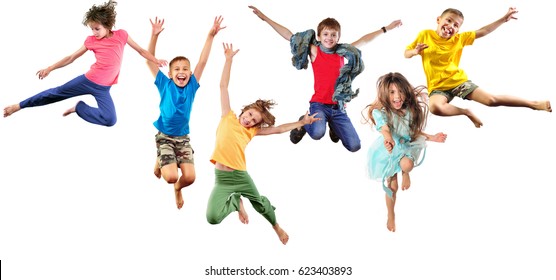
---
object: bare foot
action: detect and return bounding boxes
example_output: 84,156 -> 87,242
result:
174,183 -> 184,209
62,105 -> 76,117
401,172 -> 411,191
3,104 -> 21,118
273,223 -> 289,245
465,108 -> 483,128
533,100 -> 552,112
238,198 -> 249,224
387,213 -> 396,232
153,162 -> 161,179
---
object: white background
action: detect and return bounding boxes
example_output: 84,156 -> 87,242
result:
1,0 -> 554,279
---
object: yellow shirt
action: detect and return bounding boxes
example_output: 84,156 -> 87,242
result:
406,30 -> 475,92
210,110 -> 258,171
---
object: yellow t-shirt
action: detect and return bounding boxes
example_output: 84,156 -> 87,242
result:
406,30 -> 475,92
210,110 -> 258,171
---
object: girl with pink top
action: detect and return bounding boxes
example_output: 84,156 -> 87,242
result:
3,0 -> 167,126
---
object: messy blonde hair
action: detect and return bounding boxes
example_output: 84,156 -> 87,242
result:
240,99 -> 277,128
82,0 -> 117,29
363,72 -> 429,141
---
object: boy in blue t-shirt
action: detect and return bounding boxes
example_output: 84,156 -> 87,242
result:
146,16 -> 226,209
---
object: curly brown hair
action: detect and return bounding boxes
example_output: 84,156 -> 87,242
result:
82,0 -> 117,29
240,99 -> 277,128
363,72 -> 429,141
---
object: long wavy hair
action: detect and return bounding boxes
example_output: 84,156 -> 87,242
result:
363,72 -> 429,141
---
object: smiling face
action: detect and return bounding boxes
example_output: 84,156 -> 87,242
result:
388,83 -> 406,111
239,108 -> 263,128
317,27 -> 340,49
168,59 -> 192,87
436,12 -> 463,39
88,21 -> 110,39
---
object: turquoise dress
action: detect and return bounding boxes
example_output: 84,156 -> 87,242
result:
367,109 -> 426,197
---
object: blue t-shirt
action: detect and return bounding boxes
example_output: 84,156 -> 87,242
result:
153,70 -> 200,136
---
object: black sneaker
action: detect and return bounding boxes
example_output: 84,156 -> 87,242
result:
328,123 -> 340,143
290,115 -> 306,144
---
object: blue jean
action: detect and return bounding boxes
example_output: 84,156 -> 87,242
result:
305,102 -> 361,152
19,75 -> 116,126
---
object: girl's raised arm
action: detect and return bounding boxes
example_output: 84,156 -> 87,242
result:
219,43 -> 239,117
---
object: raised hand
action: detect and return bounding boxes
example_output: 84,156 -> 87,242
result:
150,17 -> 165,36
210,16 -> 227,37
223,42 -> 239,60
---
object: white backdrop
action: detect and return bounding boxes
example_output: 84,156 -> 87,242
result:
1,0 -> 554,279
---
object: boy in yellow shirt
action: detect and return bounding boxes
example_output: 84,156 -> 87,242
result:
405,7 -> 551,128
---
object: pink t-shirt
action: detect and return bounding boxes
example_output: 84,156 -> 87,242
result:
84,29 -> 128,86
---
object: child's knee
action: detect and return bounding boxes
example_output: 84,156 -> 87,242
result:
344,142 -> 361,152
429,104 -> 442,115
206,212 -> 222,225
102,115 -> 117,127
181,174 -> 196,187
400,157 -> 414,172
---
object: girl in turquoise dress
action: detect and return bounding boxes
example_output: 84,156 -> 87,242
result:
365,72 -> 447,232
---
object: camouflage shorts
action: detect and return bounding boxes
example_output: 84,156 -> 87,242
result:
155,132 -> 194,168
430,80 -> 478,103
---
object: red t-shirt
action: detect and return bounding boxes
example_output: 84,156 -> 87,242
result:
310,47 -> 344,104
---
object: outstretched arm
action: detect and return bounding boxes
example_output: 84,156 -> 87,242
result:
36,45 -> 88,79
248,5 -> 293,41
146,17 -> 165,78
127,34 -> 168,68
422,132 -> 447,143
220,43 -> 240,117
475,7 -> 518,39
351,20 -> 402,48
258,111 -> 321,136
194,16 -> 226,82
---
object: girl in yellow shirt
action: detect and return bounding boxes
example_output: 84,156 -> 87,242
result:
206,43 -> 319,245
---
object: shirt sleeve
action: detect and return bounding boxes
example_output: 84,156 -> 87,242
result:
372,109 -> 387,132
406,30 -> 425,50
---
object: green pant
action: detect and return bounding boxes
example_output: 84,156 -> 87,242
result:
206,169 -> 277,225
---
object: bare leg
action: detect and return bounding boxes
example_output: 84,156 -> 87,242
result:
62,104 -> 77,117
386,175 -> 399,232
238,198 -> 249,224
273,223 -> 289,245
172,163 -> 195,210
400,157 -> 414,191
401,172 -> 411,191
153,159 -> 161,179
3,104 -> 21,118
429,95 -> 483,128
468,88 -> 552,112
174,182 -> 184,209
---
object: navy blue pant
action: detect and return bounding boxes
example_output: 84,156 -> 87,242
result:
20,75 -> 117,126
